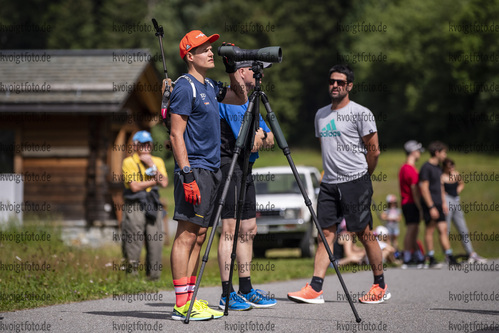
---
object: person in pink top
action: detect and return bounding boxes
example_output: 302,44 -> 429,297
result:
398,140 -> 425,268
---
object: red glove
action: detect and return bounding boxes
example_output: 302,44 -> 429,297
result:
183,180 -> 201,205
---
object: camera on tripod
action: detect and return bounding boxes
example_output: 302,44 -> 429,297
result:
218,45 -> 282,63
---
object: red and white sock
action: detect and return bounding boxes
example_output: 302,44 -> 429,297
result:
187,276 -> 196,302
173,277 -> 189,307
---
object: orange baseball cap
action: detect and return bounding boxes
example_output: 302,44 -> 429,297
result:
179,30 -> 220,59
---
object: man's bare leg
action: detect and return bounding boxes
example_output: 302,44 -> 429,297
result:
313,226 -> 337,279
357,224 -> 391,304
357,225 -> 383,276
171,220 -> 200,280
403,224 -> 419,262
436,221 -> 451,251
425,221 -> 436,255
218,218 -> 255,286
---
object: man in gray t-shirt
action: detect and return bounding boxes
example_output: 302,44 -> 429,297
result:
315,100 -> 377,183
288,64 -> 390,305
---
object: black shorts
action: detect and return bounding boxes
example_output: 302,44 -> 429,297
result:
317,173 -> 373,233
218,162 -> 256,220
173,168 -> 222,227
422,203 -> 446,225
402,203 -> 420,225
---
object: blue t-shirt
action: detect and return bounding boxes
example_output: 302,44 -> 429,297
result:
219,101 -> 271,163
169,74 -> 221,171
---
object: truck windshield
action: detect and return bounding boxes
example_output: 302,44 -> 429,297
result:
254,173 -> 306,195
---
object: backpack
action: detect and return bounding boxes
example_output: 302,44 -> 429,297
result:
161,75 -> 224,133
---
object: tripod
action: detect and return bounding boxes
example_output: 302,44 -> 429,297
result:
185,61 -> 361,323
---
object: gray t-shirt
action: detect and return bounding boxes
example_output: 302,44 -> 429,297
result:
315,101 -> 377,184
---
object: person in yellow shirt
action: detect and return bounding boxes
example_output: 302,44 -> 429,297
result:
121,130 -> 168,280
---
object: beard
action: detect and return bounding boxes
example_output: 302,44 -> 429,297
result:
330,89 -> 348,102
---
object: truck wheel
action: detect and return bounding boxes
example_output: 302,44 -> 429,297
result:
300,224 -> 316,258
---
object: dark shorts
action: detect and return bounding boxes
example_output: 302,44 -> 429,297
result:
173,168 -> 222,227
422,203 -> 446,225
317,173 -> 373,233
218,162 -> 256,220
402,203 -> 421,225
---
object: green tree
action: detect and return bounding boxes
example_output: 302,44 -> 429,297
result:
194,0 -> 352,146
45,0 -> 97,48
0,0 -> 54,49
335,0 -> 499,151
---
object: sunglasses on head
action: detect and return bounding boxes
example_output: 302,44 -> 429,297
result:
329,79 -> 348,87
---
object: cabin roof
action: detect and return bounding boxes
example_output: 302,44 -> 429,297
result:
0,49 -> 161,113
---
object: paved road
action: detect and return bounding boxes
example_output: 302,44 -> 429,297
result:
1,261 -> 498,333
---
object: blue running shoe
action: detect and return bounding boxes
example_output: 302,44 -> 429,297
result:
238,289 -> 277,308
219,291 -> 252,311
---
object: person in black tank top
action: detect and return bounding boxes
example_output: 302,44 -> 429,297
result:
442,158 -> 485,262
443,182 -> 458,197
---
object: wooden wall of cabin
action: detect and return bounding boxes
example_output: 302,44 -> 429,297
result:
85,115 -> 115,224
1,114 -> 90,221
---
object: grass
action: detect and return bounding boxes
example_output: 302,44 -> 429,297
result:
0,220 -> 165,312
2,149 -> 497,312
0,219 -> 313,312
162,148 -> 499,257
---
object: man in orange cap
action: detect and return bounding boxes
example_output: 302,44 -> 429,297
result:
167,30 -> 247,321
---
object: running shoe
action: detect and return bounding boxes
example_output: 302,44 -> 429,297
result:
446,254 -> 461,267
423,255 -> 443,269
196,300 -> 223,318
171,300 -> 213,321
401,259 -> 423,269
358,284 -> 391,304
468,252 -> 487,263
238,289 -> 277,308
219,291 -> 252,311
287,283 -> 324,304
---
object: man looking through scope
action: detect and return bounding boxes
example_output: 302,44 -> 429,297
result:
217,60 -> 276,311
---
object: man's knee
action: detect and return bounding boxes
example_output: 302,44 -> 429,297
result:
241,219 -> 257,238
175,226 -> 198,246
196,229 -> 207,245
318,227 -> 336,244
437,221 -> 448,234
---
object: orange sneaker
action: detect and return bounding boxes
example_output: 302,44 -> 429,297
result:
287,283 -> 324,304
358,284 -> 391,304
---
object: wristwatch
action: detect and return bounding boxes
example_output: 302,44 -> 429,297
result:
182,165 -> 192,174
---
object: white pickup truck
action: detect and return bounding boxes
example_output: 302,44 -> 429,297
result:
252,166 -> 321,257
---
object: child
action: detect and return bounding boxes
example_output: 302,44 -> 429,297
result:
361,226 -> 400,265
373,226 -> 400,264
380,194 -> 401,253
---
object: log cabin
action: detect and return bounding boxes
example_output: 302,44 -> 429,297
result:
0,49 -> 163,225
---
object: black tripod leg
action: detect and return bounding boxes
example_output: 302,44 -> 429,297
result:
184,94 -> 258,323
261,92 -> 362,323
223,94 -> 258,315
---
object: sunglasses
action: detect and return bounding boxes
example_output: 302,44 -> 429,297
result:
329,79 -> 348,86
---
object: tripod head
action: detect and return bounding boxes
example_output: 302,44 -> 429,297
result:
250,61 -> 267,91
